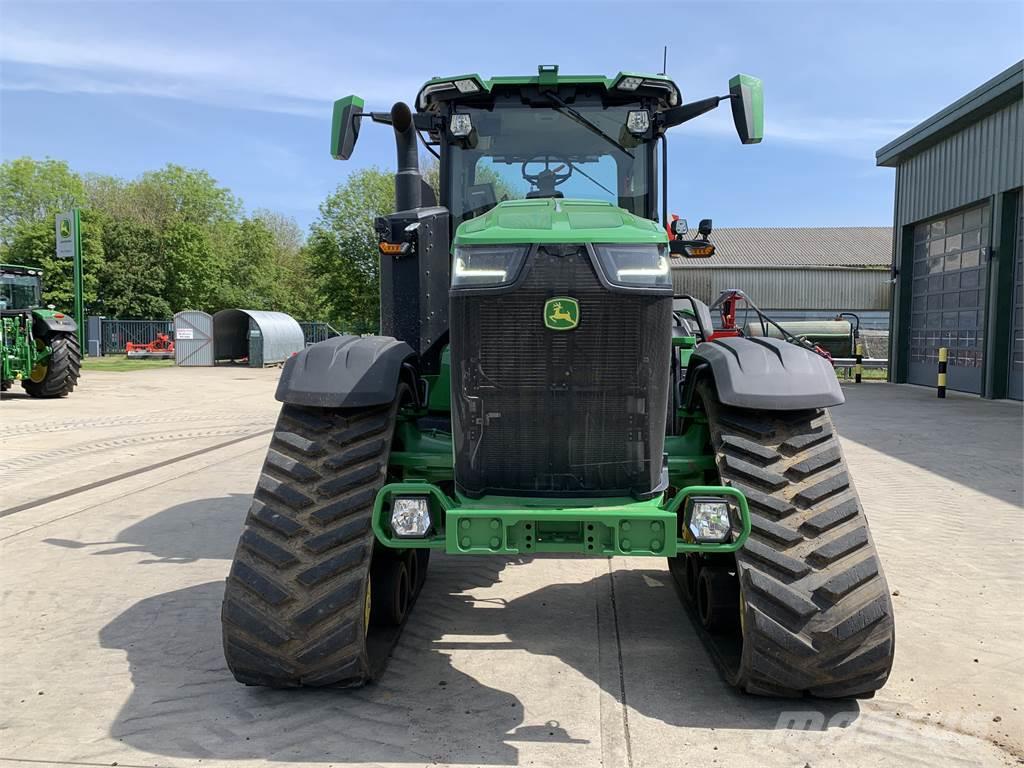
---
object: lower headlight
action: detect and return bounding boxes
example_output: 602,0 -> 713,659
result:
451,245 -> 529,288
593,244 -> 672,288
390,496 -> 432,538
685,497 -> 733,543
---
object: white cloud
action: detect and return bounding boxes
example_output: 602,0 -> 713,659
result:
678,105 -> 915,157
0,20 -> 421,117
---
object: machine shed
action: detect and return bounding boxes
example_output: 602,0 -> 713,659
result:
670,226 -> 893,328
212,309 -> 305,367
877,60 -> 1022,399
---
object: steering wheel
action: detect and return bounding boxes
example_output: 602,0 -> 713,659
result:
521,156 -> 573,196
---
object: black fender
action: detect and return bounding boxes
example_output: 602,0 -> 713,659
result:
32,312 -> 77,336
275,335 -> 416,409
687,336 -> 844,410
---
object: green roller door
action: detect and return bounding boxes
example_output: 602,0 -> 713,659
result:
908,202 -> 991,393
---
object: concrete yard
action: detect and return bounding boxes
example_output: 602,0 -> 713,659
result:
1,366 -> 1022,768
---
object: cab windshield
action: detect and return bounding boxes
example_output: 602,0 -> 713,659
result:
445,102 -> 655,231
0,273 -> 41,310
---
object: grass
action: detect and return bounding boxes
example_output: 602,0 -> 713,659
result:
835,367 -> 888,381
82,356 -> 176,372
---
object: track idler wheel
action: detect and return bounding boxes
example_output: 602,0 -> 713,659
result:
371,554 -> 412,627
697,566 -> 740,634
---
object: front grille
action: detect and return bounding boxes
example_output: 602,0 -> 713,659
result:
450,247 -> 671,497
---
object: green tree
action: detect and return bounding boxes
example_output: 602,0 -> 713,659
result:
160,219 -> 215,311
97,219 -> 172,318
306,167 -> 394,333
0,157 -> 85,246
255,209 -> 320,320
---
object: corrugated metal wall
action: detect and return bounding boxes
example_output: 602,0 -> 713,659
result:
212,309 -> 305,367
894,100 -> 1022,225
672,266 -> 890,311
890,97 -> 1023,396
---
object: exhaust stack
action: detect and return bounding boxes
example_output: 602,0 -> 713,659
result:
390,102 -> 421,211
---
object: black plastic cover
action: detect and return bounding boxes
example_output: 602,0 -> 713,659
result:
32,312 -> 78,335
692,336 -> 844,410
275,335 -> 414,408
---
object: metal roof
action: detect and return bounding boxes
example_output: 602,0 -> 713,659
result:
212,309 -> 304,367
669,227 -> 892,269
876,60 -> 1023,167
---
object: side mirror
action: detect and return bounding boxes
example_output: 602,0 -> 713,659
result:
331,95 -> 364,160
728,74 -> 763,145
698,218 -> 713,238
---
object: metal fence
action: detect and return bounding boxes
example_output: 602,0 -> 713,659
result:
94,317 -> 343,355
99,319 -> 173,355
299,322 -> 343,345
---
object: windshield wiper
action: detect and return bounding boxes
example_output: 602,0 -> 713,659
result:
542,92 -> 634,159
567,161 -> 616,197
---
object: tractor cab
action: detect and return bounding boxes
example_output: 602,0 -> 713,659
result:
0,264 -> 43,312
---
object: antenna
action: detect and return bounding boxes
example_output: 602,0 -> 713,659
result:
660,46 -> 668,76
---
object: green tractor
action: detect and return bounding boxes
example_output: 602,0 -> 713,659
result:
1,264 -> 81,397
221,66 -> 895,698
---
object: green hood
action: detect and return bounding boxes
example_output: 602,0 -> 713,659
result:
453,199 -> 668,247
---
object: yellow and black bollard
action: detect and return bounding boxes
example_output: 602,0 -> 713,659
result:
937,347 -> 948,398
854,342 -> 863,384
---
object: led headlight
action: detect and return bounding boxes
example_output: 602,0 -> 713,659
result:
451,245 -> 529,288
390,496 -> 432,538
593,244 -> 672,288
626,110 -> 650,135
449,113 -> 473,137
685,497 -> 733,543
617,76 -> 643,91
453,78 -> 480,94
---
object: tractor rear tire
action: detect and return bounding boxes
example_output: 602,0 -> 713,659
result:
221,393 -> 419,688
697,381 -> 895,698
23,332 -> 80,398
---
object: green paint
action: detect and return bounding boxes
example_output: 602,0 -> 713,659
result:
372,482 -> 750,557
424,345 -> 452,411
728,74 -> 764,145
453,198 -> 668,247
544,297 -> 580,331
1,264 -> 58,386
389,420 -> 454,485
331,95 -> 364,160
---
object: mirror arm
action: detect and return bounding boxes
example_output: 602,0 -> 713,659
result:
659,95 -> 731,130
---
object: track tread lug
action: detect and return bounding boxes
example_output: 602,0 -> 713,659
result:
808,527 -> 869,566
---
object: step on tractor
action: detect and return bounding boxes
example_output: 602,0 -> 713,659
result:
1,264 -> 81,397
222,66 -> 895,698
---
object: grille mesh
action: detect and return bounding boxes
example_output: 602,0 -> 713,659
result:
450,247 -> 671,497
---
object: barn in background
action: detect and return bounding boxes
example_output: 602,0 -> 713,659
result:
671,226 -> 892,329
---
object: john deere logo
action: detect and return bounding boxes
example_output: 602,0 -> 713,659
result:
59,219 -> 71,238
544,297 -> 579,330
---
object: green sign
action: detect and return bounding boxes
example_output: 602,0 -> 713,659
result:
544,297 -> 580,331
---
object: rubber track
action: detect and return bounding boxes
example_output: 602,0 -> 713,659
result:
221,400 -> 400,687
704,383 -> 895,698
23,333 -> 80,398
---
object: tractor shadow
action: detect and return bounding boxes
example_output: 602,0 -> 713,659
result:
95,494 -> 860,764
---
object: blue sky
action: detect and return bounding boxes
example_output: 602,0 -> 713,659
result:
1,1 -> 1021,232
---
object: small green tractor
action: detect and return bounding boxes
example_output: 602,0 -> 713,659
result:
1,264 -> 81,397
221,66 -> 895,698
